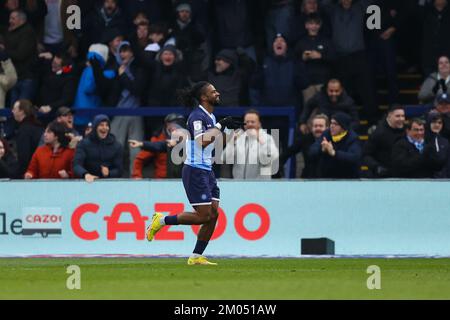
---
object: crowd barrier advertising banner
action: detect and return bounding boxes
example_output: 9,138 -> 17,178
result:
1,180 -> 450,256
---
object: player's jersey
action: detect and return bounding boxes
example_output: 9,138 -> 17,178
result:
184,105 -> 217,171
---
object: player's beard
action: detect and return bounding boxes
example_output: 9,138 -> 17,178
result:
212,97 -> 221,106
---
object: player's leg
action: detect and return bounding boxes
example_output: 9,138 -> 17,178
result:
146,165 -> 213,241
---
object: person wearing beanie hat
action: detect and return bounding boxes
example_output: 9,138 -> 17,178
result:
363,104 -> 406,178
74,114 -> 123,182
24,121 -> 75,180
176,3 -> 192,13
309,111 -> 362,178
207,48 -> 254,106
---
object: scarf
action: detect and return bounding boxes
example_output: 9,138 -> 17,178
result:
407,136 -> 424,154
331,131 -> 348,143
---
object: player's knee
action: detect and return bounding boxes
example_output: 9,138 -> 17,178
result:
199,215 -> 211,224
210,209 -> 219,221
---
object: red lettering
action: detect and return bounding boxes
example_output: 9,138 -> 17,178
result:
26,215 -> 33,223
191,207 -> 227,240
154,203 -> 185,240
71,203 -> 100,240
103,204 -> 148,240
234,204 -> 270,240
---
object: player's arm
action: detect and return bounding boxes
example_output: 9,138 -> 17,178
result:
195,117 -> 244,148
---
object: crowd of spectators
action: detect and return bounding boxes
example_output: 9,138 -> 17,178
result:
1,0 -> 450,180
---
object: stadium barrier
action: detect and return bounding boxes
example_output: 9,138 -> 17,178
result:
1,179 -> 449,257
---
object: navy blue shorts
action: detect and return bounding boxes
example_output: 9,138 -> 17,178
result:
182,165 -> 220,206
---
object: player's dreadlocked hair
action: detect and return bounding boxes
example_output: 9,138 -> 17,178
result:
177,81 -> 211,108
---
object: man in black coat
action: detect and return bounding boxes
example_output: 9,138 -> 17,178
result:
169,2 -> 207,81
309,112 -> 362,179
363,104 -> 406,178
299,78 -> 358,135
422,0 -> 450,76
81,0 -> 127,52
391,118 -> 447,178
36,53 -> 77,117
144,45 -> 189,106
74,114 -> 123,182
426,111 -> 450,178
207,48 -> 255,107
295,12 -> 336,104
279,113 -> 329,178
4,9 -> 38,105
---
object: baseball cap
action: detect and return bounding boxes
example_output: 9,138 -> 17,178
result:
56,107 -> 75,117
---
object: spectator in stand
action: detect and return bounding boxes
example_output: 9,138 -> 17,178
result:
36,52 -> 77,118
299,79 -> 358,135
367,0 -> 400,106
10,99 -> 44,176
295,13 -> 336,104
250,33 -> 308,149
145,45 -> 189,106
222,109 -> 280,179
208,48 -> 256,107
250,33 -> 308,109
73,43 -> 117,127
263,0 -> 296,49
422,0 -> 450,76
0,137 -> 19,178
0,46 -> 17,111
119,0 -> 172,28
39,0 -> 78,58
0,0 -> 20,30
419,56 -> 450,104
290,0 -> 332,46
38,106 -> 81,147
129,113 -> 186,179
279,113 -> 329,178
425,111 -> 450,178
309,112 -> 361,179
142,23 -> 169,58
130,21 -> 150,64
363,104 -> 406,178
110,41 -> 145,177
21,0 -> 48,30
168,2 -> 207,81
212,0 -> 259,62
322,0 -> 378,124
73,114 -> 123,182
24,120 -> 75,179
4,9 -> 38,105
391,118 -> 447,178
81,0 -> 127,53
428,93 -> 450,141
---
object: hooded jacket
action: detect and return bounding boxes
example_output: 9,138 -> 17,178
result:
73,118 -> 123,178
73,50 -> 116,125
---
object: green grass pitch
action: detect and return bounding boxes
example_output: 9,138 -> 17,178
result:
1,258 -> 450,299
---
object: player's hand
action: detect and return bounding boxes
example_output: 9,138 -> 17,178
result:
58,170 -> 69,179
101,166 -> 109,177
24,172 -> 33,180
129,140 -> 143,148
85,174 -> 98,183
217,116 -> 244,131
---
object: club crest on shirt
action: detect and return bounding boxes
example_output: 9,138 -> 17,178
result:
194,121 -> 202,131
